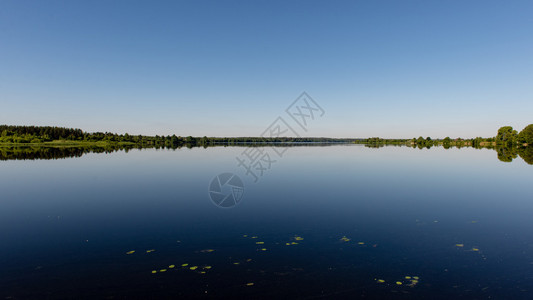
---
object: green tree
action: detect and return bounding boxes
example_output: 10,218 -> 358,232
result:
517,124 -> 533,145
185,136 -> 196,145
496,126 -> 518,147
472,137 -> 484,148
442,137 -> 451,149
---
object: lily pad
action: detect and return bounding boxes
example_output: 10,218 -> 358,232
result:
340,236 -> 351,242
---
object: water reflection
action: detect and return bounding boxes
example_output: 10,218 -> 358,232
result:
496,146 -> 518,163
518,146 -> 533,164
0,144 -> 531,299
1,144 -> 532,165
0,145 -> 126,161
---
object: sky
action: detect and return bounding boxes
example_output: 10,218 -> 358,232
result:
1,0 -> 532,138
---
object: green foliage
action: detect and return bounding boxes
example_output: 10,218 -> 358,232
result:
0,125 -> 364,148
518,124 -> 533,145
412,136 -> 435,149
496,126 -> 518,147
442,137 -> 451,149
472,137 -> 484,148
0,125 -> 83,141
1,124 -> 531,164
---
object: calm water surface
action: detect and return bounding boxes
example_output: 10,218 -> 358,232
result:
0,145 -> 532,299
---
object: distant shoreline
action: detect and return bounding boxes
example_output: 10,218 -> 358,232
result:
0,124 -> 530,149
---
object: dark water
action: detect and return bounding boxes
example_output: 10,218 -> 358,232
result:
0,145 -> 532,299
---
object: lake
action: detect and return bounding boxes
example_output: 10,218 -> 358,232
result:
0,145 -> 532,299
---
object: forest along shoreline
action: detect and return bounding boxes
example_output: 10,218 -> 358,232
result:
1,124 -> 532,164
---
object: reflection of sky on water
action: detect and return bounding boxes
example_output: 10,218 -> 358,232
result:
0,145 -> 531,299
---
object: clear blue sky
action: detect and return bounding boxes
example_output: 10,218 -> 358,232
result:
1,0 -> 532,138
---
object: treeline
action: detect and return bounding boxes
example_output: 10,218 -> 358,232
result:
495,125 -> 533,147
0,125 -> 84,143
0,125 -> 362,147
0,125 -> 179,146
1,124 -> 532,164
360,124 -> 533,150
361,125 -> 533,164
2,124 -> 531,150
